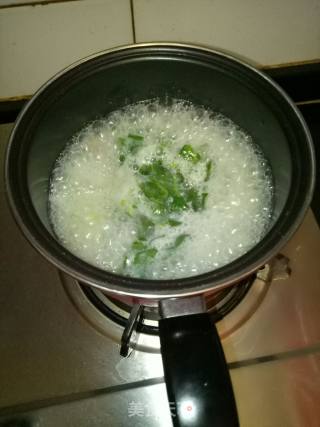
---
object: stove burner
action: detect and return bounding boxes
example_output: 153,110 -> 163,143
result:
80,276 -> 254,335
81,278 -> 254,357
61,256 -> 290,354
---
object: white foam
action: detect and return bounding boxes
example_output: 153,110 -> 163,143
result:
49,100 -> 273,279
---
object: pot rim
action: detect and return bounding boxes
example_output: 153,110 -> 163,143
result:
5,42 -> 316,299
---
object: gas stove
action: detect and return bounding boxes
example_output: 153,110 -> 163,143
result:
1,121 -> 320,427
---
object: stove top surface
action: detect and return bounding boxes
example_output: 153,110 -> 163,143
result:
1,123 -> 320,427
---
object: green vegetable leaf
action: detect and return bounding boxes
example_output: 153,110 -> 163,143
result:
167,218 -> 182,227
139,164 -> 153,175
139,180 -> 168,202
117,134 -> 144,163
136,215 -> 155,240
179,144 -> 201,163
131,240 -> 147,251
205,160 -> 213,181
138,160 -> 189,215
171,233 -> 189,249
120,135 -> 211,276
128,133 -> 144,141
201,192 -> 208,209
133,247 -> 158,265
170,195 -> 188,212
187,189 -> 208,211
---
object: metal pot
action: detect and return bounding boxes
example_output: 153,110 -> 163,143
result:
5,43 -> 315,426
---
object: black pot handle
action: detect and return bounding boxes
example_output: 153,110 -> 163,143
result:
159,297 -> 239,427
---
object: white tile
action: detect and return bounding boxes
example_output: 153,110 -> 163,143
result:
0,0 -> 133,98
134,0 -> 320,66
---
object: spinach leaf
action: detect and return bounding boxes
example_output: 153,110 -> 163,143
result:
136,215 -> 155,240
117,134 -> 144,163
138,159 -> 209,215
122,240 -> 158,273
171,233 -> 190,249
133,247 -> 158,265
179,144 -> 201,163
205,160 -> 213,181
120,135 -> 212,276
128,133 -> 144,141
138,160 -> 189,215
167,218 -> 182,227
187,189 -> 208,211
139,181 -> 168,202
131,240 -> 148,251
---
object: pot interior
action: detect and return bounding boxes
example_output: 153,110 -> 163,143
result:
7,45 -> 314,296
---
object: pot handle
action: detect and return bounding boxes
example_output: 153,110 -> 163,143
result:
159,297 -> 239,427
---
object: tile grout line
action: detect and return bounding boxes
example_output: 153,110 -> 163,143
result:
228,342 -> 320,370
1,343 -> 320,416
0,377 -> 165,417
0,0 -> 84,10
129,0 -> 136,44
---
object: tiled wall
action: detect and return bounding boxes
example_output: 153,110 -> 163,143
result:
0,0 -> 319,99
0,0 -> 133,98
